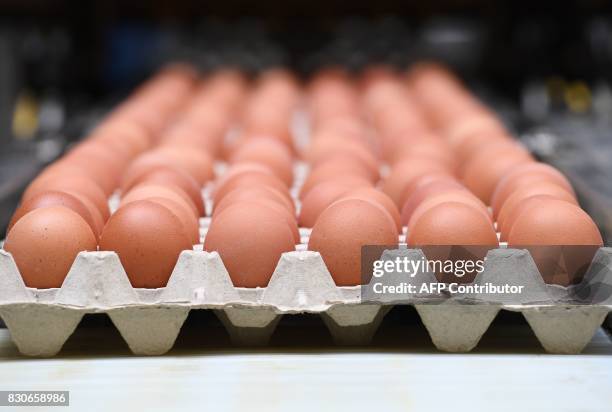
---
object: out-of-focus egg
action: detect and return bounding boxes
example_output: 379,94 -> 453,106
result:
496,182 -> 578,239
304,136 -> 379,180
152,146 -> 215,185
213,186 -> 295,216
66,192 -> 105,237
91,118 -> 153,159
4,206 -> 97,288
382,158 -> 450,207
213,171 -> 291,206
146,196 -> 200,244
407,190 -> 491,229
400,178 -> 466,226
241,105 -> 293,150
508,200 -> 603,285
398,172 -> 459,208
120,184 -> 198,218
491,162 -> 575,217
23,175 -> 110,221
204,203 -> 295,287
299,158 -> 374,199
461,145 -> 533,204
122,167 -> 205,217
308,198 -> 398,286
8,190 -> 98,237
340,187 -> 402,233
299,181 -> 356,227
230,137 -> 294,186
99,200 -> 192,288
499,195 -> 569,241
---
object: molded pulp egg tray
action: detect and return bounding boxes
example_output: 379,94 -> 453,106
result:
1,234 -> 612,357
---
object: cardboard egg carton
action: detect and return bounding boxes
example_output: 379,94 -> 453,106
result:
0,242 -> 611,357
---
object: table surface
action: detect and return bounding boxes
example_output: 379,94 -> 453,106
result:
0,312 -> 611,412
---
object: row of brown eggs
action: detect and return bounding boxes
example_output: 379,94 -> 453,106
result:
203,71 -> 300,288
3,64 -> 605,291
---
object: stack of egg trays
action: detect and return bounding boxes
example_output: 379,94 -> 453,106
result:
1,244 -> 611,357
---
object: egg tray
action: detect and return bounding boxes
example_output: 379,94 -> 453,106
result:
1,243 -> 612,357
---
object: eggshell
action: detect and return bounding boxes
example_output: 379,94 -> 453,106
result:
499,195 -> 571,241
23,175 -> 110,221
213,172 -> 291,207
67,192 -> 105,237
146,196 -> 200,244
99,200 -> 192,288
152,146 -> 215,185
382,158 -> 450,207
508,200 -> 603,285
204,203 -> 295,287
91,118 -> 153,158
62,146 -> 126,195
299,182 -> 356,228
400,178 -> 467,226
461,146 -> 533,204
213,186 -> 295,216
220,199 -> 299,243
122,167 -> 205,216
4,206 -> 97,288
407,190 -> 492,229
8,190 -> 98,237
120,184 -> 198,219
304,136 -> 380,180
496,182 -> 579,239
398,172 -> 459,208
230,137 -> 294,186
241,105 -> 293,150
340,187 -> 402,233
491,162 -> 575,217
308,198 -> 398,286
299,158 -> 374,199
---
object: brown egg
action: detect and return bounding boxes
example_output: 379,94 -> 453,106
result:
122,167 -> 205,217
152,146 -> 215,185
67,192 -> 105,237
216,162 -> 276,187
213,186 -> 295,216
230,137 -> 294,186
62,146 -> 126,195
340,187 -> 402,233
400,178 -> 467,226
8,190 -> 98,237
146,197 -> 200,244
299,182 -> 356,227
213,171 -> 291,207
299,158 -> 374,199
497,183 -> 578,240
408,190 -> 491,229
241,105 -> 293,150
406,201 -> 499,283
40,159 -> 118,198
204,203 -> 295,287
220,199 -> 299,243
91,118 -> 153,159
308,198 -> 398,286
23,175 -> 110,221
408,201 -> 497,246
382,158 -> 450,207
461,146 -> 533,204
120,184 -> 198,218
161,123 -> 223,158
99,200 -> 192,288
491,162 -> 575,217
508,200 -> 603,285
398,172 -> 459,207
4,206 -> 97,288
499,195 -> 570,241
304,136 -> 380,180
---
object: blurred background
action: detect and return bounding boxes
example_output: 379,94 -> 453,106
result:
1,0 -> 612,237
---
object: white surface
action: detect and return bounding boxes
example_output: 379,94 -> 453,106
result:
0,323 -> 611,412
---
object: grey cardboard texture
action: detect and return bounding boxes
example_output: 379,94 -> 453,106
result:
1,244 -> 612,357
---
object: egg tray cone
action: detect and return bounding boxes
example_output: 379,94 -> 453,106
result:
1,245 -> 612,357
